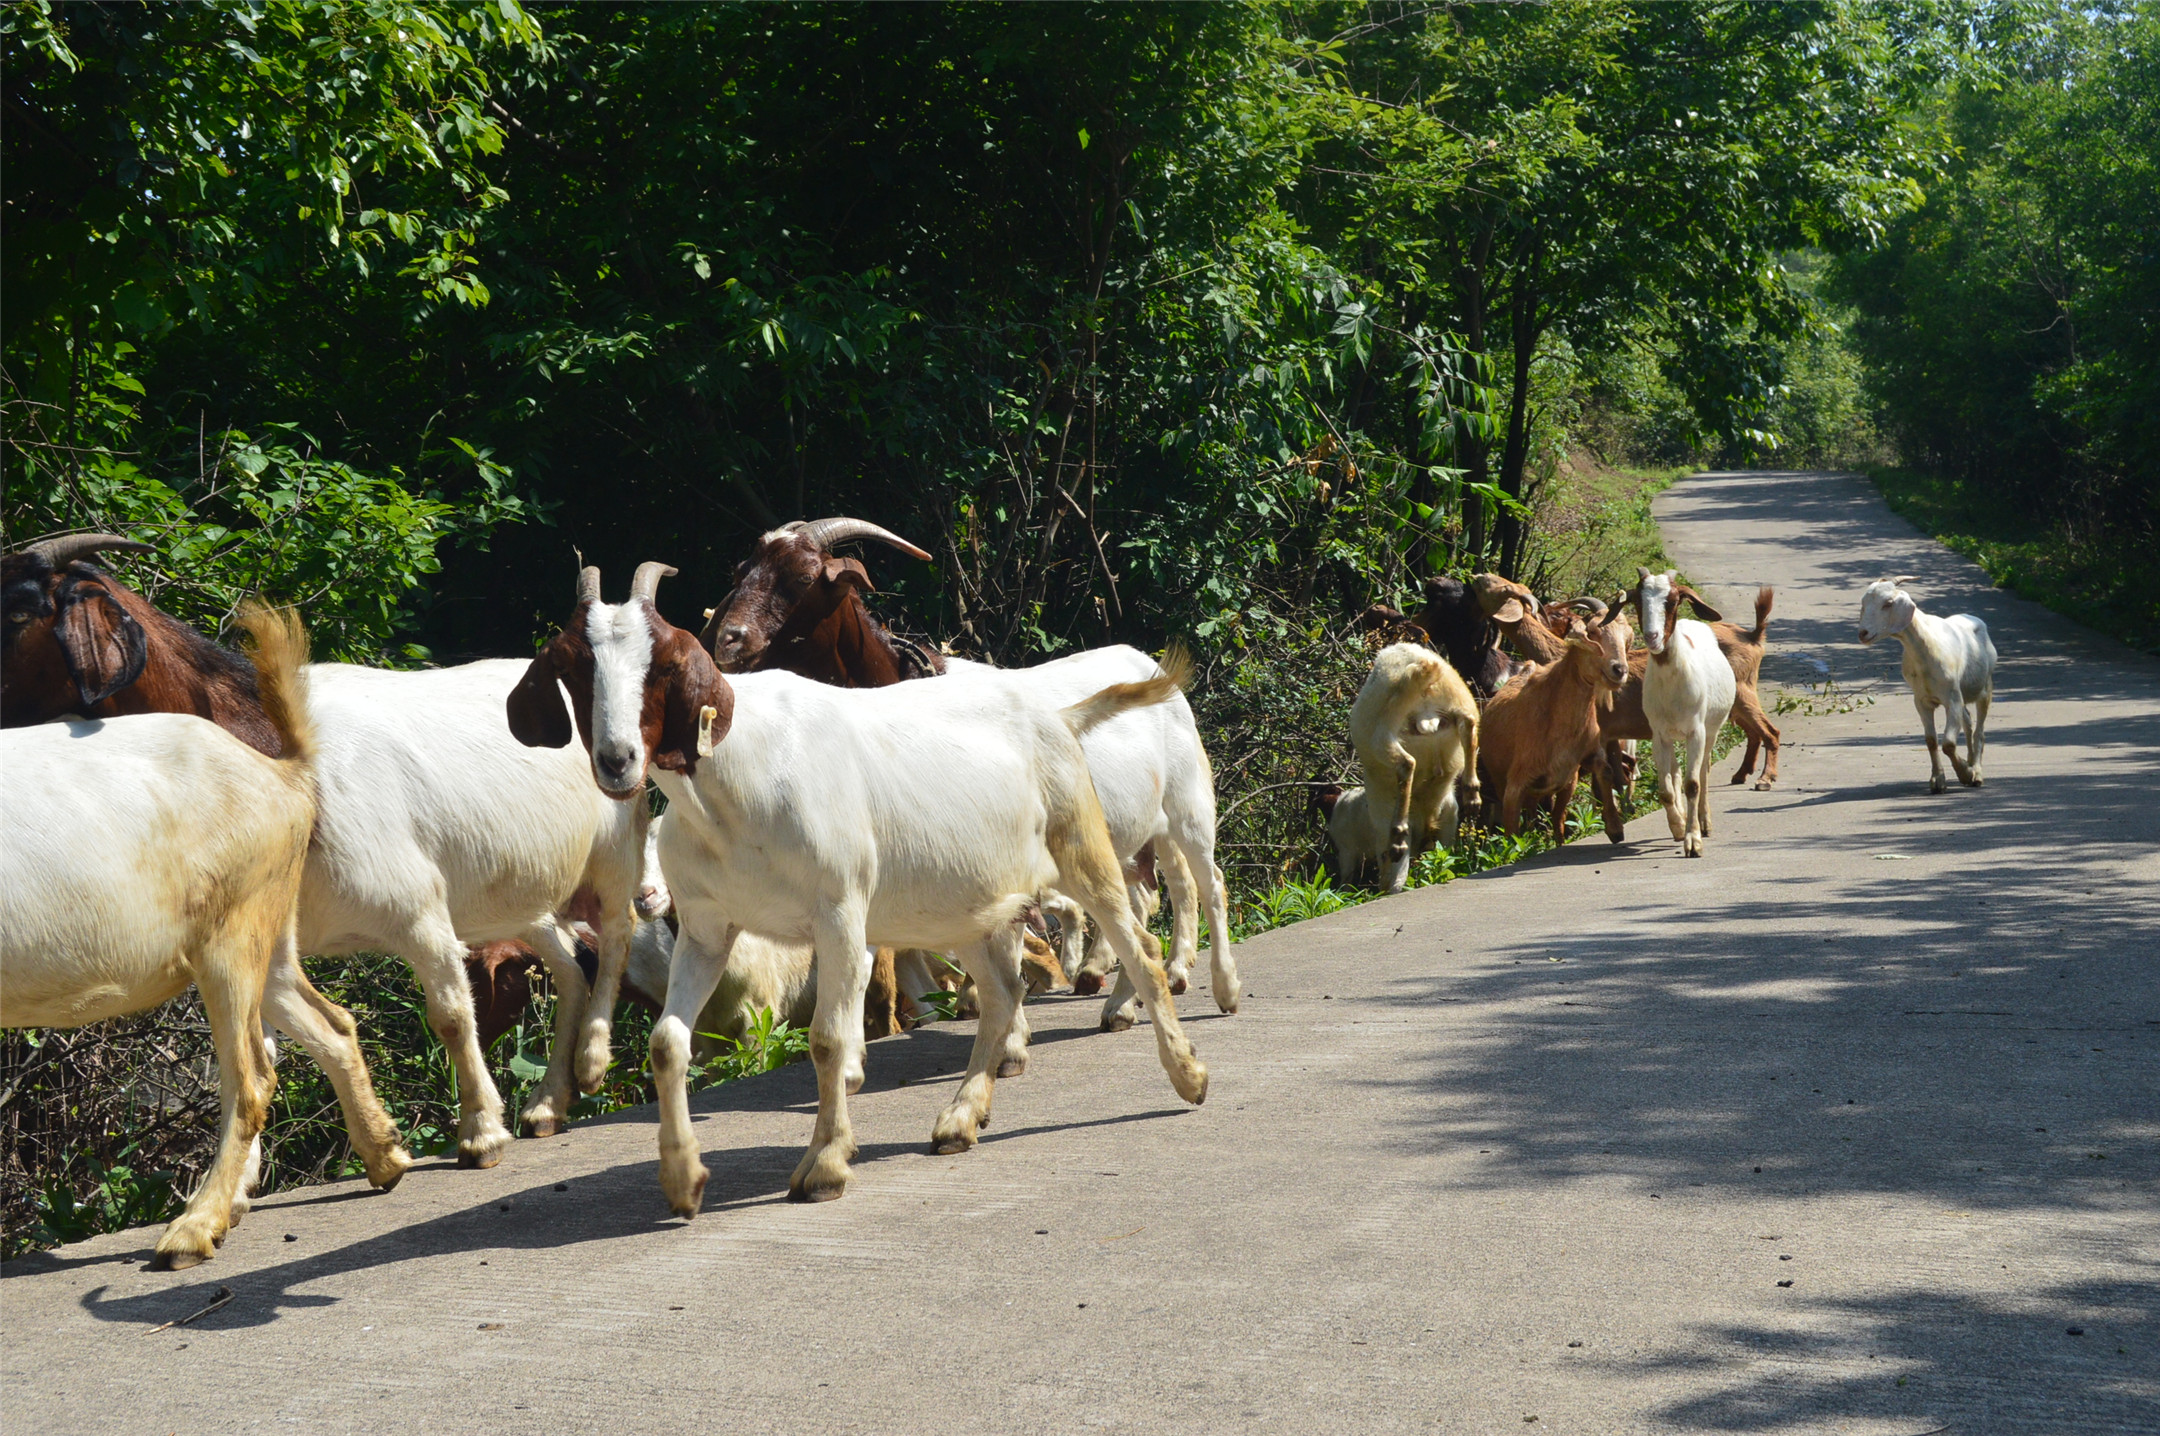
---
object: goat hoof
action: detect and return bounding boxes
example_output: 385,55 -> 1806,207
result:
368,1148 -> 414,1191
149,1246 -> 210,1273
996,1057 -> 1026,1078
1929,777 -> 1947,794
666,1166 -> 709,1219
1605,827 -> 1626,844
1071,971 -> 1106,997
1101,1011 -> 1136,1034
1753,779 -> 1775,791
520,1115 -> 564,1139
1168,975 -> 1188,997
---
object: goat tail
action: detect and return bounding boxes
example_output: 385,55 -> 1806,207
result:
236,602 -> 315,774
1750,586 -> 1774,644
1062,641 -> 1193,737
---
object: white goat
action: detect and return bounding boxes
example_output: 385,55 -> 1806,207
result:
1315,783 -> 1384,886
944,647 -> 1239,1030
302,576 -> 649,1164
510,563 -> 1207,1212
1350,642 -> 1482,893
1856,576 -> 1996,792
1634,569 -> 1738,856
0,608 -> 410,1268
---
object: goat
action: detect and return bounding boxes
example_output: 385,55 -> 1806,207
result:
2,533 -> 281,752
701,518 -> 943,684
1632,569 -> 1739,855
1358,573 -> 1540,702
2,533 -> 631,1074
1346,643 -> 1481,893
509,563 -> 1207,1211
701,515 -> 1239,1029
0,607 -> 410,1268
1310,782 -> 1383,886
1478,603 -> 1634,836
1856,577 -> 1995,793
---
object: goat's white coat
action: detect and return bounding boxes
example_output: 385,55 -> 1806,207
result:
1321,785 -> 1385,886
300,660 -> 646,1161
1636,574 -> 1737,856
2,712 -> 409,1265
574,612 -> 1206,1211
944,647 -> 1238,1027
1856,578 -> 1996,792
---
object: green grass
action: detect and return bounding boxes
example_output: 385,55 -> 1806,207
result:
1229,721 -> 1745,942
1868,466 -> 2160,654
1523,463 -> 1692,600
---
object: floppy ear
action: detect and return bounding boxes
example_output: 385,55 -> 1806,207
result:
1490,597 -> 1527,625
54,581 -> 147,707
1675,585 -> 1724,623
507,637 -> 575,748
821,555 -> 873,593
653,641 -> 732,777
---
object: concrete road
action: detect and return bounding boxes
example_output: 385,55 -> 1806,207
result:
4,470 -> 2154,1434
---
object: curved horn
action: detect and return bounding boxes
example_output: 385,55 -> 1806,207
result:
577,566 -> 603,604
1601,591 -> 1629,626
1891,575 -> 1916,588
14,532 -> 156,568
630,561 -> 678,603
1566,597 -> 1608,617
796,517 -> 932,562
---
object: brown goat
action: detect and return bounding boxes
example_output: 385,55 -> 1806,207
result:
1357,572 -> 1540,702
1498,586 -> 1781,839
700,517 -> 942,684
1477,603 -> 1634,835
2,534 -> 282,753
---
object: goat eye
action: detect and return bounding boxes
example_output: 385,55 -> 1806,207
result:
5,610 -> 28,624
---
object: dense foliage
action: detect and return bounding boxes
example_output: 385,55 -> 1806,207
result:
13,1 -> 2117,1255
1830,2 -> 2159,648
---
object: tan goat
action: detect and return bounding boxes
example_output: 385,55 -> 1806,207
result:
1349,643 -> 1482,893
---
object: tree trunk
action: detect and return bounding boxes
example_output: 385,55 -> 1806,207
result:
1495,237 -> 1542,580
1454,218 -> 1496,570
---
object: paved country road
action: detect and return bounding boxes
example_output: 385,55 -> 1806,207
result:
4,471 -> 2154,1435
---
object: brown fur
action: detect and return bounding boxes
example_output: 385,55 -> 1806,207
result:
1,554 -> 281,753
702,530 -> 942,685
1477,609 -> 1634,835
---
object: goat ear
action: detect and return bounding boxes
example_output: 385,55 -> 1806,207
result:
507,637 -> 575,748
821,555 -> 874,593
1490,597 -> 1526,625
654,642 -> 732,776
1676,585 -> 1724,623
54,582 -> 147,706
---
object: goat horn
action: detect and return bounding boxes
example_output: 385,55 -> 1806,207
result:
577,566 -> 603,604
1566,597 -> 1608,617
630,561 -> 679,603
13,532 -> 156,568
1891,575 -> 1916,588
796,517 -> 933,562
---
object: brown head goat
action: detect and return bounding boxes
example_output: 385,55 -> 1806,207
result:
1358,573 -> 1540,702
1477,599 -> 1634,835
2,533 -> 283,753
700,517 -> 941,684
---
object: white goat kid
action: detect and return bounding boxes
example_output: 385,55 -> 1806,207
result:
945,647 -> 1239,1030
510,563 -> 1207,1212
0,609 -> 411,1268
1634,569 -> 1738,857
1856,577 -> 1996,793
1349,642 -> 1482,893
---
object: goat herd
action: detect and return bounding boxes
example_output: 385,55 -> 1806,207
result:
0,520 -> 1997,1271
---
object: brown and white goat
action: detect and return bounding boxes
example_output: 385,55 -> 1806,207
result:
0,607 -> 410,1269
1477,603 -> 1634,835
701,517 -> 942,684
510,563 -> 1206,1210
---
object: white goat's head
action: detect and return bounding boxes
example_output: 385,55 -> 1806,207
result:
507,562 -> 732,801
1856,577 -> 1918,645
1635,568 -> 1680,656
